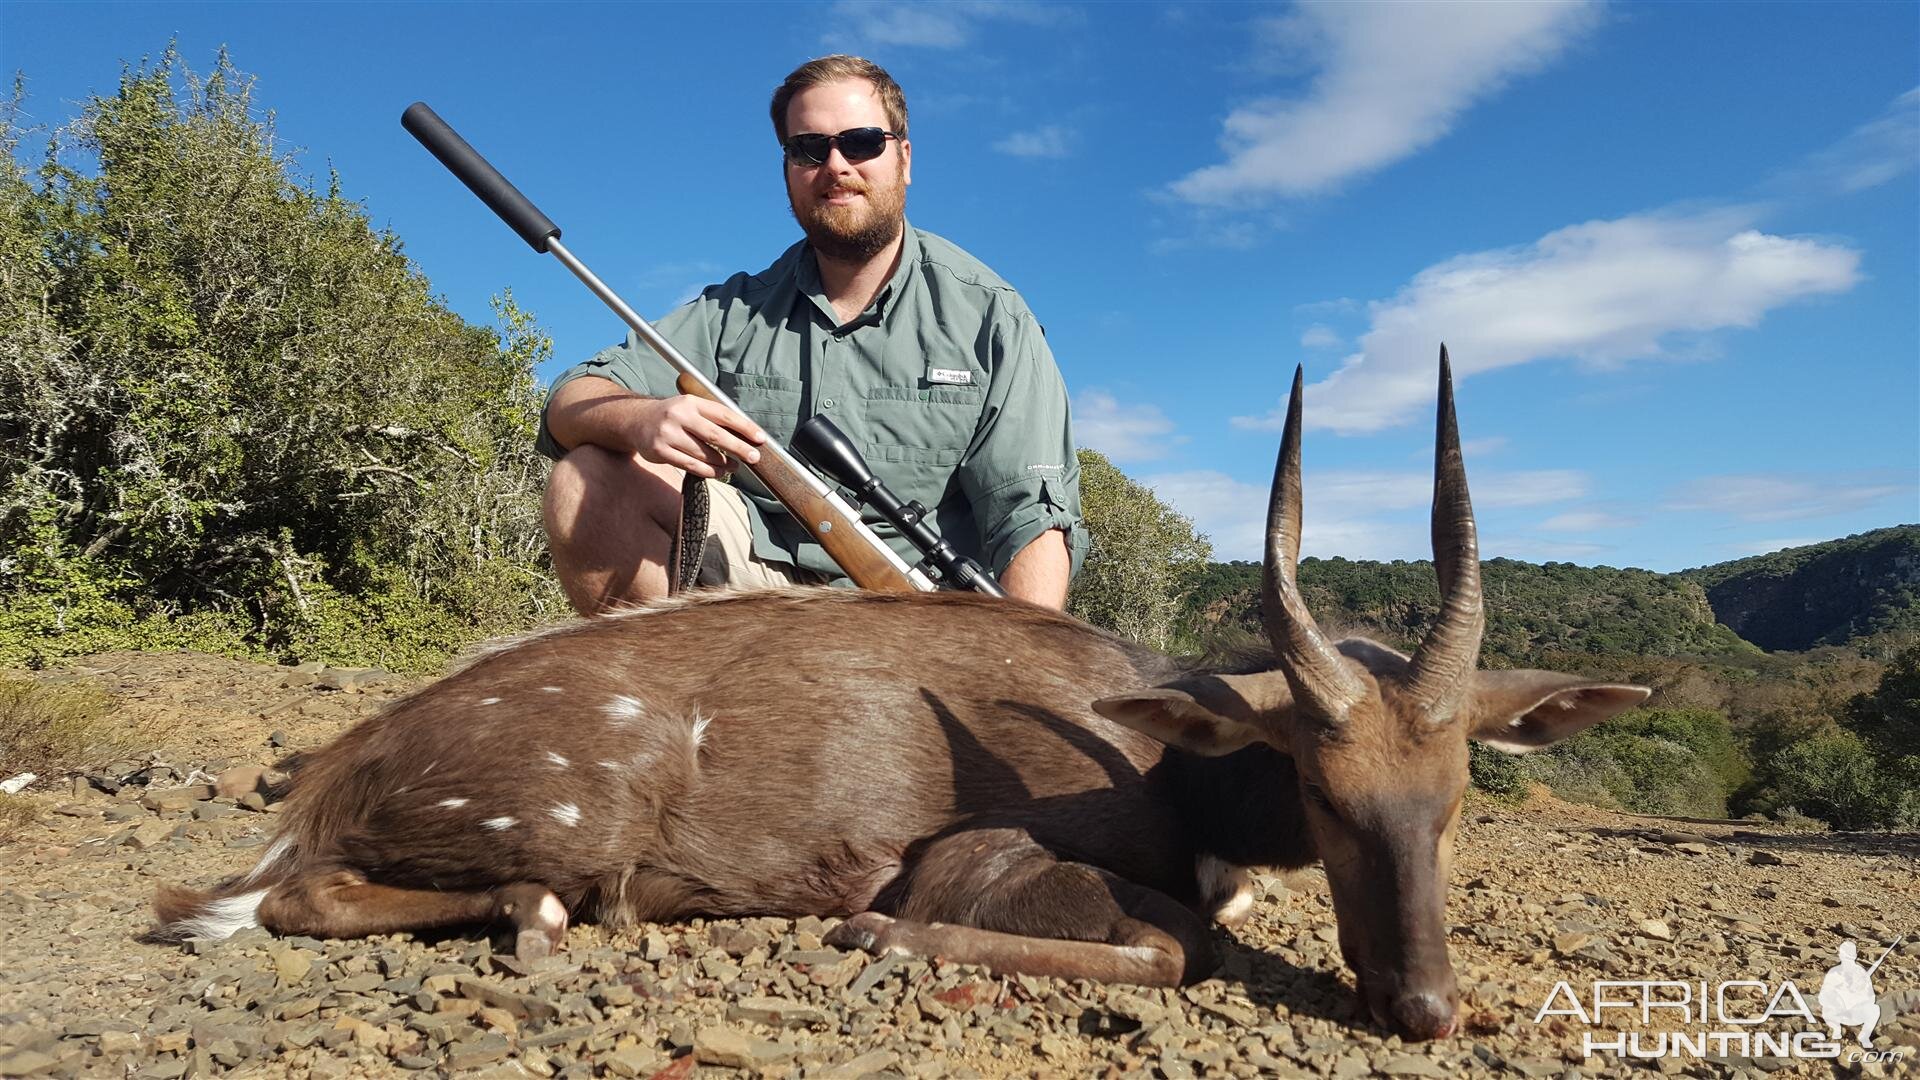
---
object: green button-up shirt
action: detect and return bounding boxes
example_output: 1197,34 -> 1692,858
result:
537,224 -> 1088,583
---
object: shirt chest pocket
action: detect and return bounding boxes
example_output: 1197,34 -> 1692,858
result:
717,371 -> 804,442
861,386 -> 985,467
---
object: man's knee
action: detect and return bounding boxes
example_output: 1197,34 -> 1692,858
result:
545,445 -> 680,538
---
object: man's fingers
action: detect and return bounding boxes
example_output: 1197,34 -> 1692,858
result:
693,420 -> 764,465
695,400 -> 768,447
659,444 -> 728,479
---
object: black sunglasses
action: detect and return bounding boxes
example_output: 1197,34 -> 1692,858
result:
781,127 -> 900,167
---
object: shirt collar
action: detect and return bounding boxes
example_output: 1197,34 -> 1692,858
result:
797,220 -> 919,332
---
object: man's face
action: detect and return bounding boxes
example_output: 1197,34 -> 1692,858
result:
784,78 -> 911,263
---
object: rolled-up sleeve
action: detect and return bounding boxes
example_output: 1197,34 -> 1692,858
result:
534,302 -> 716,461
958,311 -> 1090,578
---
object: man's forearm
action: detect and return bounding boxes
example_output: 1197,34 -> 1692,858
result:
999,528 -> 1070,609
545,376 -> 654,455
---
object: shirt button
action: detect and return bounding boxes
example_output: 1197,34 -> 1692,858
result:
822,398 -> 835,408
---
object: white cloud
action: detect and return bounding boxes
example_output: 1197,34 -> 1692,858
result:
1232,208 -> 1861,434
1073,391 -> 1179,463
1784,87 -> 1920,195
994,126 -> 1074,159
826,1 -> 1075,49
1169,0 -> 1602,204
1412,435 -> 1508,460
1539,509 -> 1641,532
1663,474 -> 1911,523
1143,466 -> 1585,561
1299,324 -> 1342,349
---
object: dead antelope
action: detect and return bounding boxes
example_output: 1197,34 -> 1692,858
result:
155,350 -> 1647,1040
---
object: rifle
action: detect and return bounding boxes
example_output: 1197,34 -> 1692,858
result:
401,103 -> 933,594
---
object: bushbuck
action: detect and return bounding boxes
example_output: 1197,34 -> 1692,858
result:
155,351 -> 1648,1040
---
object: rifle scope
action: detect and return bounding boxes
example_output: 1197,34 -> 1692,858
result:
792,416 -> 1006,597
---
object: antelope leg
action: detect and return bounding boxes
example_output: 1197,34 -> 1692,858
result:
826,827 -> 1214,986
260,872 -> 568,959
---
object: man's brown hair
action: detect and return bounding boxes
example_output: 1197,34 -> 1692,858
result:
770,55 -> 909,144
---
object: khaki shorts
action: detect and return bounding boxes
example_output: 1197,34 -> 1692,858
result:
693,478 -> 828,589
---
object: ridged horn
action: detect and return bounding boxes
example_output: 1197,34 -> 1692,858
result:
1263,366 -> 1366,723
1405,346 -> 1485,721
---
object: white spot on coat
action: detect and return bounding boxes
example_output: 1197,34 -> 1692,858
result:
689,711 -> 712,749
481,816 -> 517,831
545,751 -> 570,768
548,803 -> 581,827
541,686 -> 563,693
438,798 -> 469,809
597,760 -> 620,770
604,694 -> 646,725
480,697 -> 501,706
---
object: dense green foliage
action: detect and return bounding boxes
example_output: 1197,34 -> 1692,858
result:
1682,526 -> 1920,654
1519,707 -> 1748,818
0,50 -> 564,672
1179,557 -> 1754,661
1067,449 -> 1212,650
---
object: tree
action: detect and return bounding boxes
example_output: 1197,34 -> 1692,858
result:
0,48 -> 563,670
1067,449 -> 1211,650
1845,643 -> 1920,761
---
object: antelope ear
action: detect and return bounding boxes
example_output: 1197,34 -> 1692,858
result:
1466,670 -> 1651,754
1092,672 -> 1293,757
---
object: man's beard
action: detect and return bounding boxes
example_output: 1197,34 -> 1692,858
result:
790,166 -> 906,263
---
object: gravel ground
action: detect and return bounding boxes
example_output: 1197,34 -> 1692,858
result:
1,650 -> 1916,1079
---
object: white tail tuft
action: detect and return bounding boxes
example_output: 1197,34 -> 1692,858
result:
166,888 -> 270,941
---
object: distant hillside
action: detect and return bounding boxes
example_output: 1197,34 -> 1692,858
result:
1679,525 -> 1920,652
1180,557 -> 1757,663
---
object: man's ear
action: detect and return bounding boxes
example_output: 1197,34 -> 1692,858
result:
1092,672 -> 1293,757
1467,670 -> 1651,753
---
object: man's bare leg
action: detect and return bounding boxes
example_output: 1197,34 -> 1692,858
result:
543,445 -> 683,615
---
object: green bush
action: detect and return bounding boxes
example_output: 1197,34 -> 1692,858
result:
1523,707 -> 1748,818
1467,742 -> 1529,801
1746,727 -> 1919,831
1068,449 -> 1212,650
0,50 -> 564,672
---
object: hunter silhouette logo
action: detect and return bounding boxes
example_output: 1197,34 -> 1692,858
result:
1820,938 -> 1900,1048
1534,934 -> 1909,1065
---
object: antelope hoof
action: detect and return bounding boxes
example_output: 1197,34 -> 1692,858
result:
824,912 -> 896,955
499,885 -> 568,961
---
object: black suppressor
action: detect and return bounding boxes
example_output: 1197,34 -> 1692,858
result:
791,416 -> 1006,597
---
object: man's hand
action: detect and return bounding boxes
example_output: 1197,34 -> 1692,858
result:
547,376 -> 766,479
634,395 -> 766,478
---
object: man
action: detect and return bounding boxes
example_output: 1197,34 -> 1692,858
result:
537,55 -> 1086,614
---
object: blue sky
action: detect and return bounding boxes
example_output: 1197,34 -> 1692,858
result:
6,1 -> 1916,571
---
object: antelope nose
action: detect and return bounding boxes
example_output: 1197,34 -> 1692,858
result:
1391,991 -> 1457,1041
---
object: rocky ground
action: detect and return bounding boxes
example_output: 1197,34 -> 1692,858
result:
0,650 -> 1916,1080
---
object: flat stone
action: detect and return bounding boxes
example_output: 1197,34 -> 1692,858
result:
600,1046 -> 663,1077
445,1033 -> 512,1070
141,786 -> 214,813
0,1049 -> 58,1076
455,976 -> 559,1022
694,1026 -> 792,1070
271,947 -> 316,987
727,996 -> 829,1029
1380,1055 -> 1448,1076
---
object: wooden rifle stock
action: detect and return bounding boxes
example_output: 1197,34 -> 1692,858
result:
676,375 -> 924,594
